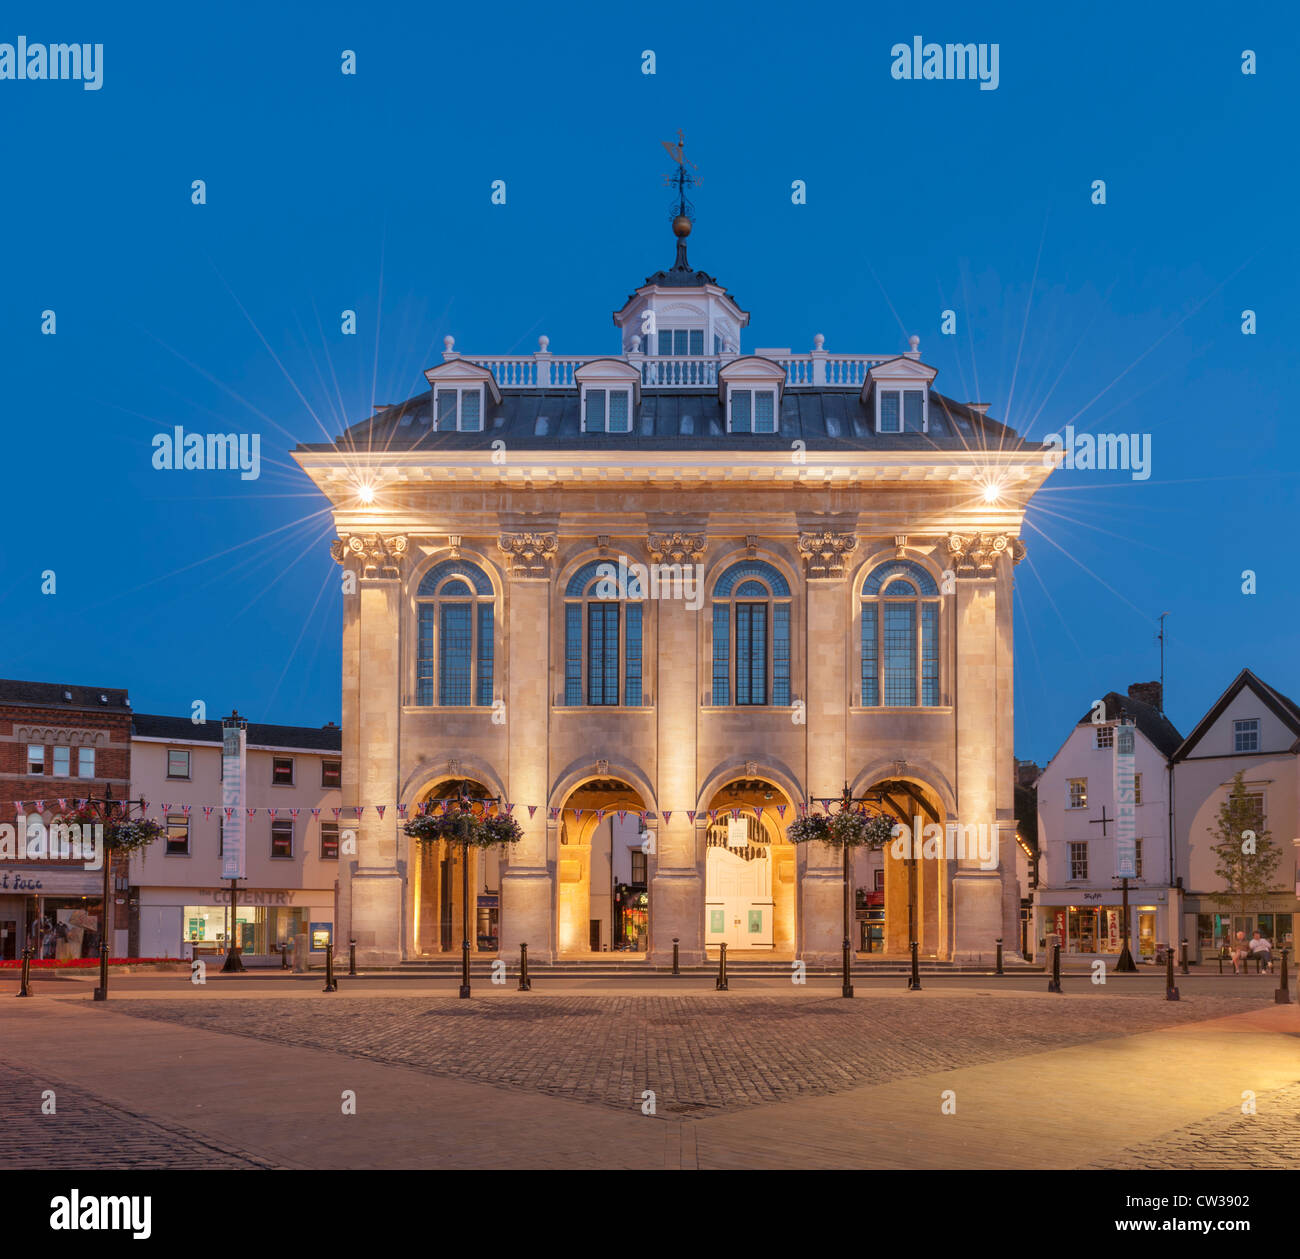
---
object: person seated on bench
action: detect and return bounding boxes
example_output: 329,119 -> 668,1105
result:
1249,930 -> 1274,974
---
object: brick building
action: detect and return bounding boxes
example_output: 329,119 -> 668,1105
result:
0,679 -> 133,959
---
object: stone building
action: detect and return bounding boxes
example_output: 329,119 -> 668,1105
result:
294,206 -> 1051,965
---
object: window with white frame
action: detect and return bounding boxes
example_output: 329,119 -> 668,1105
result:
53,746 -> 70,776
167,748 -> 191,779
728,388 -> 778,434
165,814 -> 190,856
582,387 -> 632,433
1068,778 -> 1088,809
434,385 -> 484,432
1095,725 -> 1113,748
1069,841 -> 1088,880
657,328 -> 705,357
28,745 -> 44,774
1233,718 -> 1260,752
78,748 -> 95,778
877,388 -> 926,434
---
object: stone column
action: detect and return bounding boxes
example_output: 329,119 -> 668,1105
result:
948,534 -> 1021,959
336,534 -> 408,964
649,532 -> 706,964
799,532 -> 856,964
498,533 -> 557,962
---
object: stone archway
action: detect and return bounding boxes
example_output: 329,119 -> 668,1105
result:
409,778 -> 503,957
701,777 -> 797,957
555,778 -> 649,957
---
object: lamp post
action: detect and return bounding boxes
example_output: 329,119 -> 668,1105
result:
835,781 -> 886,1000
83,785 -> 148,1002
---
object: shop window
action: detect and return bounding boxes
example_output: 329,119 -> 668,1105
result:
28,745 -> 44,774
166,814 -> 190,856
1068,841 -> 1088,880
78,747 -> 95,778
1068,778 -> 1088,809
272,756 -> 294,786
320,822 -> 340,860
322,759 -> 341,788
271,820 -> 293,858
167,748 -> 191,779
53,746 -> 70,776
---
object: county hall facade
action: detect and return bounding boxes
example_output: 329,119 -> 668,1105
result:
294,205 -> 1051,966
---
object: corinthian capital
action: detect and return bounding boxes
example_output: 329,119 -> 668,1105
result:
497,532 -> 558,579
796,530 -> 858,579
646,531 -> 706,565
331,533 -> 408,578
946,533 -> 1024,576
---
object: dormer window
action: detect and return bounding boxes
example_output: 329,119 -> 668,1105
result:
582,387 -> 633,433
434,385 -> 484,432
657,329 -> 705,356
728,388 -> 777,434
877,388 -> 926,434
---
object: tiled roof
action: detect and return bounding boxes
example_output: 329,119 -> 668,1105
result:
1172,668 -> 1300,761
1075,692 -> 1184,758
132,713 -> 342,751
0,678 -> 130,712
298,388 -> 1029,454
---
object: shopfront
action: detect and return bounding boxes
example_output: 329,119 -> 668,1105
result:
1039,890 -> 1173,961
136,886 -> 333,963
0,866 -> 107,959
1192,903 -> 1295,961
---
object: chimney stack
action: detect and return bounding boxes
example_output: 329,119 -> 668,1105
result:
1127,681 -> 1162,711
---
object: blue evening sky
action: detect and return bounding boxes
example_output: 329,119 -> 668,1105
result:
3,0 -> 1296,767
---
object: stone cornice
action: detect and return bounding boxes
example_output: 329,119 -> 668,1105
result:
796,530 -> 859,579
331,533 -> 409,578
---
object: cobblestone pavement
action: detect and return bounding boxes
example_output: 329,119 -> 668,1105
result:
0,1061 -> 277,1169
1086,1081 -> 1300,1169
102,992 -> 1262,1116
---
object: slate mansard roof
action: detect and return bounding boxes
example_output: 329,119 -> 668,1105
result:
298,387 -> 1031,455
0,678 -> 131,713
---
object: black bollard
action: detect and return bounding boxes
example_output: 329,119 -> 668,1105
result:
907,940 -> 921,991
93,938 -> 109,1002
518,942 -> 531,991
1276,947 -> 1292,1006
323,940 -> 338,992
995,937 -> 1004,976
17,946 -> 32,998
1047,942 -> 1063,993
1165,942 -> 1180,1001
1180,938 -> 1190,976
280,942 -> 290,970
672,937 -> 680,977
348,938 -> 357,976
715,942 -> 728,991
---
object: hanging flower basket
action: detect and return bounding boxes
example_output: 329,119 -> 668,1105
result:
404,803 -> 523,849
788,809 -> 895,850
55,805 -> 165,854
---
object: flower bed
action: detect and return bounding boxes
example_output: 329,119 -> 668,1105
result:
0,957 -> 181,969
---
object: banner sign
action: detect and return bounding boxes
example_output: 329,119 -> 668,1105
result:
221,724 -> 247,880
1114,720 -> 1137,879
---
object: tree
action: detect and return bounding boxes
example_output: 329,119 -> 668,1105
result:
1208,771 -> 1281,924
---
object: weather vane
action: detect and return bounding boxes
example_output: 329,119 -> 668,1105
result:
661,128 -> 701,235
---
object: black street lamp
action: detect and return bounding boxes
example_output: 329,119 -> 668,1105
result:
835,781 -> 887,1000
82,785 -> 149,1002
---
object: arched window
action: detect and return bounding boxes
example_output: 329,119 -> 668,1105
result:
416,561 -> 494,707
711,561 -> 791,706
861,560 -> 940,707
563,561 -> 643,706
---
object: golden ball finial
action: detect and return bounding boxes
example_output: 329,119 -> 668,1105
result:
672,214 -> 692,238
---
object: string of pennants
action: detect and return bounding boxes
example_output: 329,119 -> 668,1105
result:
14,796 -> 871,824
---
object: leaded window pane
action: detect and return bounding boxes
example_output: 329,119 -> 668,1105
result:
731,389 -> 752,433
921,603 -> 938,705
439,604 -> 472,706
476,603 -> 494,706
861,604 -> 879,705
417,605 -> 436,705
773,604 -> 790,705
565,605 -> 583,705
460,389 -> 481,430
903,389 -> 924,431
883,603 -> 916,706
712,603 -> 730,706
673,329 -> 688,355
880,390 -> 900,432
437,390 -> 457,429
624,603 -> 642,705
754,390 -> 776,433
689,329 -> 704,355
588,603 -> 619,705
608,390 -> 630,433
736,603 -> 767,705
585,389 -> 605,431
658,329 -> 672,356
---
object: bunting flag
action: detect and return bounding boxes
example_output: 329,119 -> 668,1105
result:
182,804 -> 192,815
686,810 -> 696,824
755,806 -> 763,819
662,811 -> 672,824
12,801 -> 21,813
617,810 -> 626,823
574,809 -> 583,822
777,804 -> 787,819
290,808 -> 300,820
161,803 -> 170,815
375,805 -> 386,819
504,803 -> 515,815
798,803 -> 807,817
332,808 -> 342,820
356,806 -> 365,819
730,807 -> 740,820
708,809 -> 718,821
527,805 -> 538,819
549,807 -> 559,821
224,808 -> 234,820
247,808 -> 257,819
595,809 -> 606,823
35,799 -> 46,812
310,808 -> 320,819
267,808 -> 277,819
203,806 -> 214,820
397,804 -> 408,819
57,798 -> 67,811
